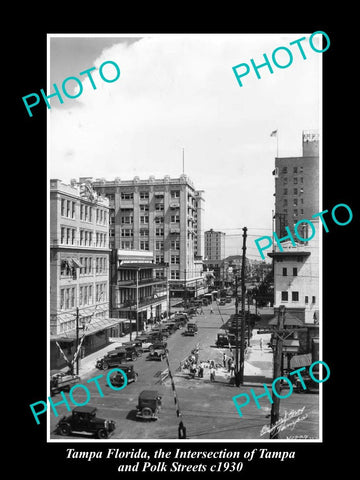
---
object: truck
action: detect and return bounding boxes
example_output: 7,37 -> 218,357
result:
50,370 -> 81,395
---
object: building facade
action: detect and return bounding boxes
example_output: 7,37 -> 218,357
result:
50,179 -> 119,369
112,250 -> 168,332
273,130 -> 319,238
92,174 -> 205,300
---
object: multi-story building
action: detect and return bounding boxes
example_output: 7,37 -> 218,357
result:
204,229 -> 226,286
273,130 -> 319,238
112,250 -> 168,333
92,174 -> 205,303
269,130 -> 320,359
50,179 -> 119,369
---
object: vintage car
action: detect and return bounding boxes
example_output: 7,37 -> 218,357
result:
119,341 -> 143,357
160,322 -> 178,334
182,322 -> 198,336
149,326 -> 170,339
173,313 -> 189,327
215,333 -> 246,348
136,390 -> 162,420
225,296 -> 232,303
108,363 -> 138,387
148,342 -> 167,361
135,335 -> 153,352
96,349 -> 127,370
50,370 -> 81,395
56,405 -> 116,438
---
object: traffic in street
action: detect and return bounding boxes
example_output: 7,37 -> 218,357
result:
49,299 -> 319,440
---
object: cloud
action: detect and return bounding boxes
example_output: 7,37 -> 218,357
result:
49,34 -> 321,231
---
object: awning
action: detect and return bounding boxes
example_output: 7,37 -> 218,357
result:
268,312 -> 304,327
118,263 -> 155,269
50,317 -> 125,341
290,353 -> 312,369
71,258 -> 83,268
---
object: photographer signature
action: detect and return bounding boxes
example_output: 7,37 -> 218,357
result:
260,406 -> 309,437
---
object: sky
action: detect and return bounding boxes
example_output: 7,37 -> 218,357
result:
48,34 -> 322,259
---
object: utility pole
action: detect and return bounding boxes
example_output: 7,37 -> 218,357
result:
239,227 -> 247,385
234,273 -> 240,386
136,268 -> 139,337
270,304 -> 286,439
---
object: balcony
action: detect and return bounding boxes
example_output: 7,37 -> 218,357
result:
117,294 -> 167,310
170,226 -> 180,234
170,201 -> 180,209
117,278 -> 167,288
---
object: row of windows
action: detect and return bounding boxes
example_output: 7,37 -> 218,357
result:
281,166 -> 304,174
282,267 -> 297,276
60,227 -> 108,247
80,257 -> 107,275
59,283 -> 107,310
281,291 -> 316,303
120,191 -> 180,201
283,208 -> 305,216
283,188 -> 304,195
61,199 -> 76,219
282,177 -> 304,185
283,198 -> 304,206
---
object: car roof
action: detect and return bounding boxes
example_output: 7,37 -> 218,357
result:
139,390 -> 160,400
73,406 -> 97,414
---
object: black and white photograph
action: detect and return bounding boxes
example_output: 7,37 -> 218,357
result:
16,22 -> 355,476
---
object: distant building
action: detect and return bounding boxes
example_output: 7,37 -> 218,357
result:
204,229 -> 225,286
92,174 -> 205,300
50,179 -> 120,370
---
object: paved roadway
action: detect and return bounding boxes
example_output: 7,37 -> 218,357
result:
49,301 -> 320,441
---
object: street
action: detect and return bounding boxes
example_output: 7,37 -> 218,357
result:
49,301 -> 319,440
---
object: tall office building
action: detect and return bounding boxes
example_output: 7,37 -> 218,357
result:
92,174 -> 205,302
273,130 -> 319,238
205,229 -> 226,261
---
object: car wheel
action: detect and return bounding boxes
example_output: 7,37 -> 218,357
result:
97,428 -> 108,439
141,407 -> 152,419
59,424 -> 71,436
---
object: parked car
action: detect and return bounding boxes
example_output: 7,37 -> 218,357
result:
182,322 -> 198,336
56,405 -> 116,438
50,370 -> 80,395
136,390 -> 162,420
135,335 -> 153,352
96,349 -> 127,370
225,296 -> 232,303
108,363 -> 138,387
215,333 -> 247,348
219,299 -> 226,306
148,342 -> 167,361
120,342 -> 143,357
161,322 -> 178,334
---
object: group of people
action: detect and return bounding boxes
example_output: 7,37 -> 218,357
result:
223,352 -> 235,377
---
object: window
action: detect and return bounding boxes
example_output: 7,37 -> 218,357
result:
121,229 -> 133,237
293,177 -> 298,184
292,291 -> 299,301
155,241 -> 163,250
171,240 -> 180,250
140,204 -> 149,212
299,166 -> 303,173
171,270 -> 180,279
155,228 -> 164,236
283,177 -> 288,185
281,291 -> 288,301
121,192 -> 133,200
283,199 -> 288,206
140,192 -> 149,200
140,215 -> 149,224
140,229 -> 149,237
293,198 -> 298,206
293,188 -> 298,195
282,268 -> 287,276
171,215 -> 180,223
61,199 -> 66,216
155,216 -> 164,224
171,255 -> 180,264
155,203 -> 164,211
305,296 -> 309,304
300,177 -> 303,184
283,188 -> 288,195
293,166 -> 298,174
293,267 -> 298,276
155,255 -> 164,264
140,241 -> 149,250
121,215 -> 133,224
281,167 -> 287,174
312,296 -> 316,304
121,241 -> 133,249
171,190 -> 180,198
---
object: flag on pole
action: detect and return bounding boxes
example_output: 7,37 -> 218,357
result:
270,130 -> 278,137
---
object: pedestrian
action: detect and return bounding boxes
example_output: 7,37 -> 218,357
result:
227,357 -> 232,372
210,359 -> 215,369
230,361 -> 235,377
200,307 -> 204,315
223,353 -> 227,368
178,421 -> 187,439
198,364 -> 204,378
210,305 -> 214,314
210,366 -> 215,382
